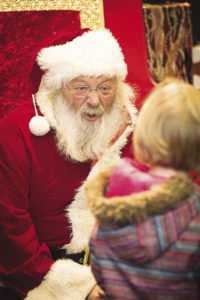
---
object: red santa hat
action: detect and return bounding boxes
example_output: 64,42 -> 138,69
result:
36,29 -> 127,90
30,28 -> 89,94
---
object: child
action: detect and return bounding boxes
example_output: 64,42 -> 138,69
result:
86,78 -> 200,300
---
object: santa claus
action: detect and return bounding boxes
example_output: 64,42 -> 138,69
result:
0,28 -> 137,300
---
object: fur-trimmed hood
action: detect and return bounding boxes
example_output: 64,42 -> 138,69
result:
86,163 -> 194,225
88,163 -> 200,299
86,160 -> 200,266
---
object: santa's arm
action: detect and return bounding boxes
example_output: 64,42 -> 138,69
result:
0,123 -> 95,300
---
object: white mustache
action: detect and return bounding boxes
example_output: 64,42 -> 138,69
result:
80,104 -> 105,117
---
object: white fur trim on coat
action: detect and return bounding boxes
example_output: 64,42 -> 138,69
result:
25,259 -> 96,300
37,29 -> 127,89
64,124 -> 134,254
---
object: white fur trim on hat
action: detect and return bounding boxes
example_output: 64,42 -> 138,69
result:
25,259 -> 96,300
37,29 -> 127,89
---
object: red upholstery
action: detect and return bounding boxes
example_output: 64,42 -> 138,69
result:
103,0 -> 155,109
0,10 -> 81,119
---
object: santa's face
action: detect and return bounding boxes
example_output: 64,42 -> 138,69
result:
36,78 -> 133,162
61,75 -> 116,122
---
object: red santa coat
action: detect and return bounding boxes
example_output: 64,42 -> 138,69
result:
0,100 -> 134,300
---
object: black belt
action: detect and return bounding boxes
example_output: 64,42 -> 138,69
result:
50,248 -> 86,265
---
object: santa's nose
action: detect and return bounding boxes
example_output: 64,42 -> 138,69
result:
86,91 -> 101,107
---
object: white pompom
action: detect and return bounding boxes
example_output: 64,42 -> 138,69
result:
29,115 -> 50,136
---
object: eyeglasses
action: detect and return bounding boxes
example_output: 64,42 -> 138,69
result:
65,83 -> 116,97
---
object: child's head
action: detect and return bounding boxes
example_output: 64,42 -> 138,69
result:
134,77 -> 200,174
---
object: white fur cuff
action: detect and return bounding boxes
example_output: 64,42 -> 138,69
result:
25,259 -> 96,300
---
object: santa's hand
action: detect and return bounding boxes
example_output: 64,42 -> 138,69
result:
86,284 -> 105,299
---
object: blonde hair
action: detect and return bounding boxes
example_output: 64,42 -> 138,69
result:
134,77 -> 200,174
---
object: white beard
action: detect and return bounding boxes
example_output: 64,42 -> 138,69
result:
36,81 -> 135,162
53,93 -> 127,162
